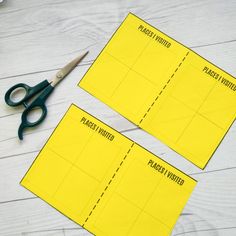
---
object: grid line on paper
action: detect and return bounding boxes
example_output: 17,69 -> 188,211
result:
51,132 -> 96,197
170,94 -> 224,130
111,163 -> 169,235
175,78 -> 220,144
82,142 -> 135,227
138,51 -> 190,125
114,184 -> 170,234
105,50 -> 160,88
109,39 -> 152,97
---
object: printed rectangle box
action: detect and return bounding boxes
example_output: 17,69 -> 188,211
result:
79,13 -> 236,169
21,104 -> 196,236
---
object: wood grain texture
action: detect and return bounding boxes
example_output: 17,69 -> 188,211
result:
0,0 -> 236,235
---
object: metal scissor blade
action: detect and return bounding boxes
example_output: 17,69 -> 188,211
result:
51,51 -> 89,87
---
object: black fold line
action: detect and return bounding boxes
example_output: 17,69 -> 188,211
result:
190,166 -> 236,176
0,61 -> 93,81
0,196 -> 37,205
191,39 -> 236,49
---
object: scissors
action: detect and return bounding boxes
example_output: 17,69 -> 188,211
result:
5,51 -> 89,140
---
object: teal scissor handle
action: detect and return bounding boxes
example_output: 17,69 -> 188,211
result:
4,80 -> 50,107
17,85 -> 54,140
4,80 -> 54,140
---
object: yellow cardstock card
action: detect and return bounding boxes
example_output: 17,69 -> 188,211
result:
79,13 -> 236,169
21,104 -> 196,236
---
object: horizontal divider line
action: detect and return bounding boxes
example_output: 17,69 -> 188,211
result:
0,61 -> 93,81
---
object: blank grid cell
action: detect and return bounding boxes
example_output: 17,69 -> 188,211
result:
54,166 -> 99,218
146,96 -> 195,143
115,156 -> 162,209
80,52 -> 129,98
105,15 -> 150,67
171,64 -> 216,110
144,177 -> 191,228
22,147 -> 71,198
48,116 -> 93,163
95,193 -> 140,236
177,114 -> 223,167
133,40 -> 176,89
75,134 -> 121,182
128,211 -> 170,236
199,82 -> 236,128
111,70 -> 157,117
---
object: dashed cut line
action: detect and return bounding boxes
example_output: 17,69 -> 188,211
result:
82,142 -> 135,227
138,51 -> 190,125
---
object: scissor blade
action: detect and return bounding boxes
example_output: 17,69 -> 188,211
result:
51,51 -> 89,87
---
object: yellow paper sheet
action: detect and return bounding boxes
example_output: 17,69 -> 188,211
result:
21,104 -> 196,236
79,13 -> 236,169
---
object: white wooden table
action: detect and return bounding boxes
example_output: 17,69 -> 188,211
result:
1,0 -> 236,235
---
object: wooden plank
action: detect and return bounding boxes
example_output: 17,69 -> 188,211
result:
0,197 -> 81,236
1,0 -> 236,78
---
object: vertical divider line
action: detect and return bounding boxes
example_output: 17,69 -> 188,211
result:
138,51 -> 190,125
82,142 -> 135,227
